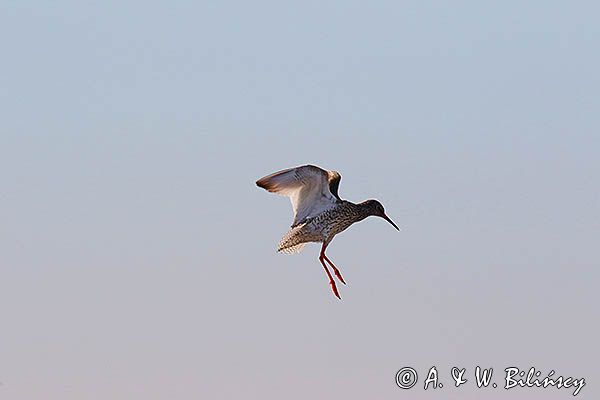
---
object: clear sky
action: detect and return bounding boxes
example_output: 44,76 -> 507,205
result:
1,1 -> 599,399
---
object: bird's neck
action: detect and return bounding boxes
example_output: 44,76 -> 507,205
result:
351,201 -> 374,220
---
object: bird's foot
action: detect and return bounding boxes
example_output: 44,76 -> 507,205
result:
323,255 -> 346,285
329,279 -> 341,300
331,266 -> 346,285
320,253 -> 342,299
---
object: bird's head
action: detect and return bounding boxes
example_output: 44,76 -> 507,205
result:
361,199 -> 400,231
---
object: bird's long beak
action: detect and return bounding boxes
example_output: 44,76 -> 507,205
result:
381,213 -> 400,231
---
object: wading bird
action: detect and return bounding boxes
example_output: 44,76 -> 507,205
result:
256,165 -> 399,299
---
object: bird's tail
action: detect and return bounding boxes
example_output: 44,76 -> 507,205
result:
278,243 -> 306,254
277,224 -> 310,254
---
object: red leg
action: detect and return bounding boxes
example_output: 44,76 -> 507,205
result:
319,245 -> 341,299
323,254 -> 346,285
320,243 -> 346,285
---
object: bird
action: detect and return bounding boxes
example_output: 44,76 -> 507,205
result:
256,164 -> 399,299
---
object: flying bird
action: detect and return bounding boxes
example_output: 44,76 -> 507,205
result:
256,164 -> 399,299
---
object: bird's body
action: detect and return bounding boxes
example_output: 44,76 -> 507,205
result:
256,164 -> 399,299
278,200 -> 369,253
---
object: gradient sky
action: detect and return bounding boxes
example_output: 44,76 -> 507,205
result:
1,1 -> 599,399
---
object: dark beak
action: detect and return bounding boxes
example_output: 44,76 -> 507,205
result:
381,213 -> 400,231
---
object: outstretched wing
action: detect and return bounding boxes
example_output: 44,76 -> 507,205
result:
256,165 -> 342,226
327,170 -> 342,201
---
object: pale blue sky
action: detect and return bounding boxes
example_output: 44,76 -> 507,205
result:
1,2 -> 599,399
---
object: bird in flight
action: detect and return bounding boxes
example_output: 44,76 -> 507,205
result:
256,164 -> 399,299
